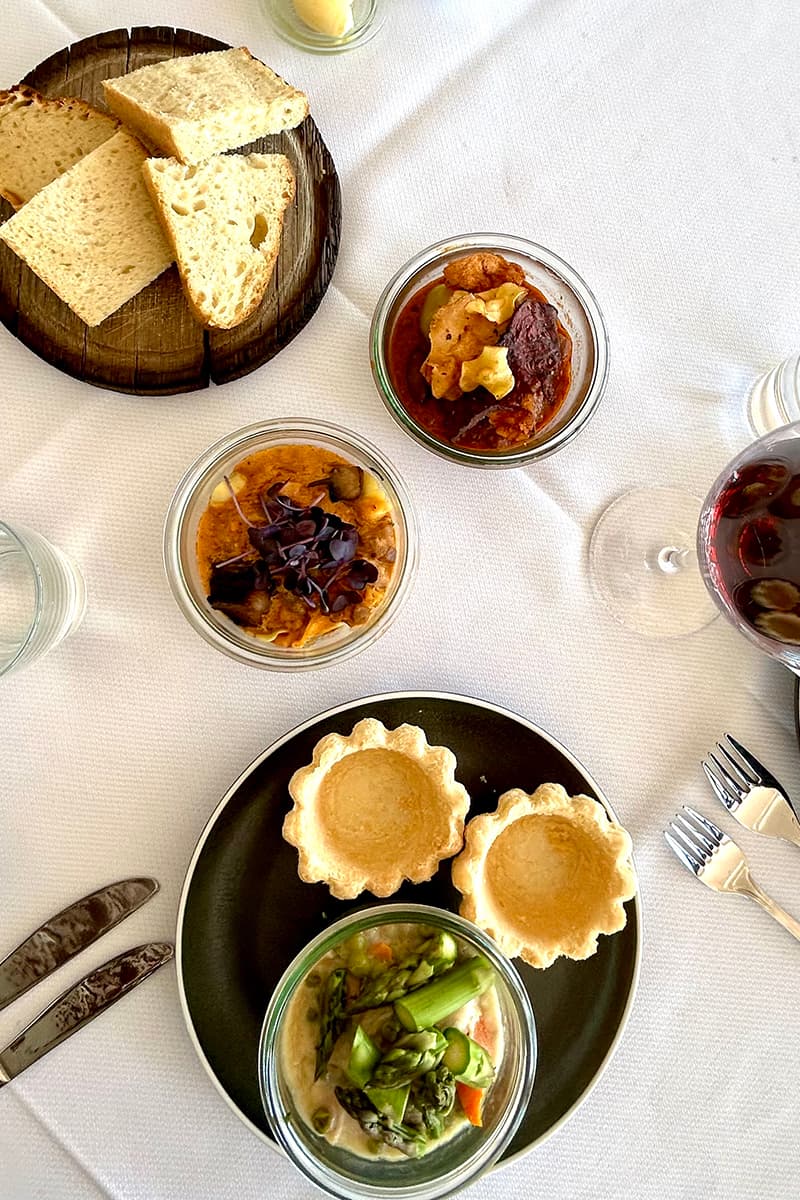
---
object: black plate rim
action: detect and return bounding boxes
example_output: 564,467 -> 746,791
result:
175,690 -> 643,1165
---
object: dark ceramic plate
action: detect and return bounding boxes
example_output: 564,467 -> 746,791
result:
177,693 -> 641,1163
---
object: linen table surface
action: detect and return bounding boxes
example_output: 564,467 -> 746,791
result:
1,1 -> 799,1198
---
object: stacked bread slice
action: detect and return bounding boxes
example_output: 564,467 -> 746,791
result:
102,47 -> 308,164
0,48 -> 305,329
0,86 -> 118,209
143,153 -> 295,330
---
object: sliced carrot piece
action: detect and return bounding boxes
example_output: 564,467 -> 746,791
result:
456,1082 -> 485,1127
369,941 -> 394,963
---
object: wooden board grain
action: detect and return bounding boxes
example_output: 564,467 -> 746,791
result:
0,27 -> 341,395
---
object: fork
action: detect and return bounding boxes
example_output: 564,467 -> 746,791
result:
701,734 -> 800,848
664,806 -> 800,943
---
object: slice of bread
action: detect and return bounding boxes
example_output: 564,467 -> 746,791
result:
102,48 -> 309,165
143,152 -> 295,329
0,86 -> 118,209
0,129 -> 173,326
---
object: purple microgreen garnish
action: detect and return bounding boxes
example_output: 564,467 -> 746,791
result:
215,550 -> 252,569
208,485 -> 381,625
223,476 -> 256,528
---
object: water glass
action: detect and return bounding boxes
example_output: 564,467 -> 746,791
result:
0,520 -> 86,678
747,353 -> 800,436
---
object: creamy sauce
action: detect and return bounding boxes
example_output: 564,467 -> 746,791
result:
280,924 -> 504,1160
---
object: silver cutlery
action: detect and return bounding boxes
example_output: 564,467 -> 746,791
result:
0,942 -> 174,1087
0,877 -> 159,1012
664,806 -> 800,943
701,734 -> 800,848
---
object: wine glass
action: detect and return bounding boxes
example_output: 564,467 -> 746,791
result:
590,423 -> 800,669
697,421 -> 800,673
589,487 -> 719,638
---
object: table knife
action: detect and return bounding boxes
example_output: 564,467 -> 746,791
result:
0,942 -> 174,1087
0,877 -> 159,1012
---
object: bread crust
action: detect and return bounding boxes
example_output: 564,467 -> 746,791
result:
0,85 -> 118,208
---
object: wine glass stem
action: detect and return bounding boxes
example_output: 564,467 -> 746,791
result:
653,546 -> 691,575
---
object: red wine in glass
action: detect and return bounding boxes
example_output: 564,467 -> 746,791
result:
698,422 -> 800,672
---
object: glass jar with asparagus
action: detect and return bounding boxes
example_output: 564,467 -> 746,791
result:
259,905 -> 536,1200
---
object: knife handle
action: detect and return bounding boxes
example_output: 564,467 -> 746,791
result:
0,942 -> 174,1086
0,877 -> 160,1012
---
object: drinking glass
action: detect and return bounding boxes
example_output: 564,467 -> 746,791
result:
0,520 -> 86,678
697,422 -> 800,673
589,487 -> 719,637
747,353 -> 800,437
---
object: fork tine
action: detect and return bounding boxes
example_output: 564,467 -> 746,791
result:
724,734 -> 765,785
664,830 -> 703,875
702,760 -> 739,812
682,805 -> 727,844
673,813 -> 716,857
669,820 -> 711,865
706,752 -> 747,801
716,743 -> 753,789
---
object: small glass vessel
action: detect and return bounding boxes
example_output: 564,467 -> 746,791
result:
747,353 -> 800,437
163,419 -> 417,671
0,520 -> 86,678
264,0 -> 383,54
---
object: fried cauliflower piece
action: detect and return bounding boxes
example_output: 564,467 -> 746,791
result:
422,291 -> 497,400
443,252 -> 525,293
460,345 -> 514,398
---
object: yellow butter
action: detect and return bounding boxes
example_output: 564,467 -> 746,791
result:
292,0 -> 354,36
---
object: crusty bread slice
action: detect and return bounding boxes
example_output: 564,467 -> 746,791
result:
0,129 -> 173,326
102,48 -> 309,165
0,86 -> 118,208
143,152 -> 295,329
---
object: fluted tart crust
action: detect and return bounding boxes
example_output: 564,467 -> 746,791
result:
283,718 -> 470,900
452,783 -> 635,969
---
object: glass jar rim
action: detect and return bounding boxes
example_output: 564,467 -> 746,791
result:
162,418 -> 418,670
370,232 -> 610,469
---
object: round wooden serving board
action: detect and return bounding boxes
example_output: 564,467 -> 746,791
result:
0,27 -> 341,395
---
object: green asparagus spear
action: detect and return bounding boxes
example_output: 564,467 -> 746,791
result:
334,1087 -> 428,1157
394,957 -> 494,1032
370,1028 -> 449,1090
315,967 -> 347,1080
348,932 -> 458,1013
345,1024 -> 381,1088
404,1065 -> 456,1140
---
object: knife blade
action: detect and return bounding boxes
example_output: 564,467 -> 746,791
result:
0,942 -> 174,1086
0,877 -> 159,1012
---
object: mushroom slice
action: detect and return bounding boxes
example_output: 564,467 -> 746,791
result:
750,579 -> 800,612
309,464 -> 364,501
754,610 -> 800,643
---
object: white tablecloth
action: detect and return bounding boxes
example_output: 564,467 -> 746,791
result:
2,2 -> 800,1197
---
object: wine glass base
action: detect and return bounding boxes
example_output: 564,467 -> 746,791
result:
590,487 -> 719,638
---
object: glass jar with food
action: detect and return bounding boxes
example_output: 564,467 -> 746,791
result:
164,420 -> 417,670
259,905 -> 535,1199
264,0 -> 383,53
371,234 -> 609,469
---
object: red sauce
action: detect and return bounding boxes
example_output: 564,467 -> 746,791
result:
387,276 -> 572,452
